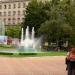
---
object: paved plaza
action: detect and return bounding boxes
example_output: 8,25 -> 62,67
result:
0,56 -> 67,75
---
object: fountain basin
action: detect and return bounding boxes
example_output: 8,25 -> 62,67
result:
18,46 -> 37,53
0,49 -> 37,55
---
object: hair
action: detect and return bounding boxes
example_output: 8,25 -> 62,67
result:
71,48 -> 75,53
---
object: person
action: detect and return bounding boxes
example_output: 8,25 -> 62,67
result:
66,46 -> 75,75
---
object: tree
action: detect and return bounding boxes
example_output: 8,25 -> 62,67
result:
38,0 -> 74,48
23,0 -> 49,35
59,0 -> 75,45
5,25 -> 21,38
38,19 -> 72,42
23,0 -> 75,47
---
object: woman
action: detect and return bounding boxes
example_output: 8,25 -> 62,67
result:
66,47 -> 75,75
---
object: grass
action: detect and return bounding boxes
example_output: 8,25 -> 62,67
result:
0,44 -> 16,50
0,51 -> 67,57
36,51 -> 67,56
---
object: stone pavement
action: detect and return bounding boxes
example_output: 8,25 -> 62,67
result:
0,56 -> 67,75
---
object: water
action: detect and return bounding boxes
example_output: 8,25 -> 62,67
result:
18,26 -> 41,53
0,26 -> 41,54
0,21 -> 7,44
0,20 -> 5,35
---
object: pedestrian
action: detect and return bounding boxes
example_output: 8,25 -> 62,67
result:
66,46 -> 75,75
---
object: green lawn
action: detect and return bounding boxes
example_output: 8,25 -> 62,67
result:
0,51 -> 67,57
36,51 -> 67,56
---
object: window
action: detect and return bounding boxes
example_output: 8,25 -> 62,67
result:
4,5 -> 7,9
18,11 -> 20,15
4,18 -> 6,21
23,3 -> 25,8
23,10 -> 25,15
18,18 -> 20,20
22,18 -> 24,22
13,22 -> 15,24
0,12 -> 2,16
8,18 -> 11,21
22,18 -> 24,20
4,12 -> 6,16
0,5 -> 2,9
13,18 -> 15,25
17,18 -> 20,23
13,18 -> 16,20
13,11 -> 16,16
18,3 -> 21,8
4,18 -> 6,24
13,4 -> 16,8
8,18 -> 11,25
8,4 -> 11,9
8,11 -> 11,16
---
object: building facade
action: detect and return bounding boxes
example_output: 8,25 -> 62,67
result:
0,0 -> 29,25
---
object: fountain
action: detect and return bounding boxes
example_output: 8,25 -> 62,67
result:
0,20 -> 5,35
0,20 -> 7,44
0,25 -> 42,54
18,26 -> 40,53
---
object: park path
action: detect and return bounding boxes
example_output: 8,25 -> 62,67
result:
0,56 -> 67,75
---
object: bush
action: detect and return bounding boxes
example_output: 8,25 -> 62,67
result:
0,44 -> 14,48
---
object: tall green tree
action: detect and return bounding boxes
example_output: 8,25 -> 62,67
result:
23,0 -> 49,35
60,0 -> 75,45
38,0 -> 74,46
23,0 -> 75,46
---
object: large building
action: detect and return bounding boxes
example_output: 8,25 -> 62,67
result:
0,0 -> 29,25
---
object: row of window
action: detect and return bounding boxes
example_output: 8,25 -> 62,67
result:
3,18 -> 24,24
0,3 -> 26,9
0,10 -> 25,16
3,18 -> 24,21
7,21 -> 21,25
